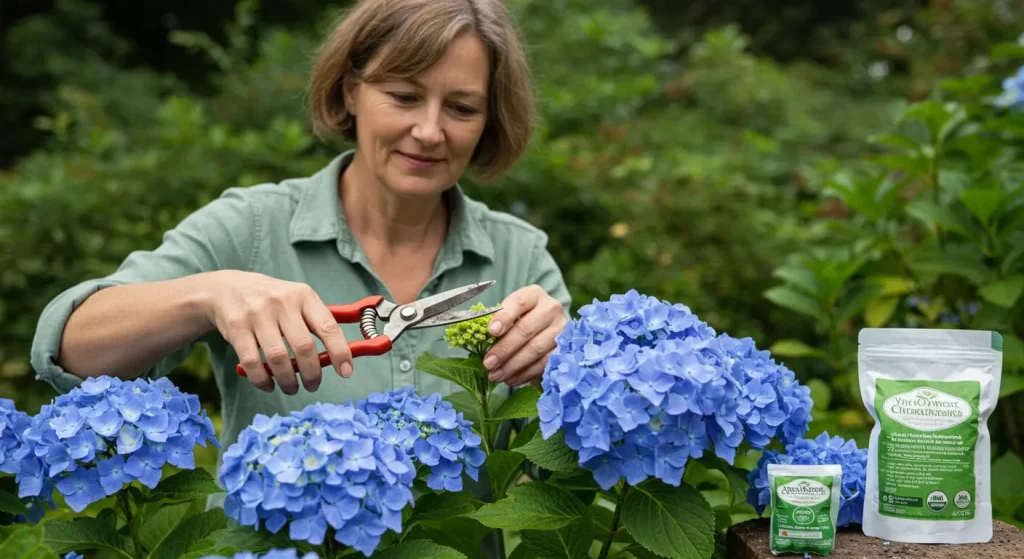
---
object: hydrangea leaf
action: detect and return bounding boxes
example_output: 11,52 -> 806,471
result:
0,522 -> 58,559
510,420 -> 540,450
486,450 -> 526,500
621,480 -> 715,559
138,502 -> 192,553
147,508 -> 228,559
410,491 -> 482,524
373,540 -> 467,559
402,517 -> 491,559
698,455 -> 750,509
416,353 -> 491,400
0,483 -> 29,516
43,518 -> 135,559
178,525 -> 298,559
517,431 -> 578,473
490,386 -> 541,421
471,483 -> 589,530
145,468 -> 222,503
520,518 -> 593,559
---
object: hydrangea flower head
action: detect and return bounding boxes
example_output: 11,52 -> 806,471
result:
536,290 -> 813,490
995,65 -> 1024,112
13,377 -> 218,512
356,387 -> 485,492
63,553 -> 84,559
747,431 -> 868,527
199,550 -> 319,559
219,402 -> 415,557
443,302 -> 497,356
0,398 -> 31,476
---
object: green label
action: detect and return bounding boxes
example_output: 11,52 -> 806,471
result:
875,379 -> 980,521
770,475 -> 836,555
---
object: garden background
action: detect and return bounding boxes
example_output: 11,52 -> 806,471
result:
2,0 -> 1023,532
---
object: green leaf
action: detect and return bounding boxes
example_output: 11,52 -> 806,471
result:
873,275 -> 916,297
444,391 -> 483,428
486,450 -> 526,500
145,468 -> 222,503
517,430 -> 579,473
511,419 -> 540,450
768,339 -> 829,360
520,518 -> 593,559
979,276 -> 1024,308
402,518 -> 490,559
991,452 -> 1024,516
806,378 -> 833,414
0,481 -> 29,516
410,491 -> 481,524
700,456 -> 751,509
44,518 -> 135,559
999,375 -> 1024,399
904,248 -> 995,285
179,525 -> 297,559
868,132 -> 920,152
864,297 -> 899,328
490,386 -> 541,420
0,523 -> 58,559
471,483 -> 589,530
374,540 -> 467,559
959,188 -> 1005,227
622,480 -> 715,559
905,200 -> 979,239
771,263 -> 822,297
417,353 -> 490,401
763,286 -> 827,321
139,502 -> 192,553
147,509 -> 227,559
1003,334 -> 1024,369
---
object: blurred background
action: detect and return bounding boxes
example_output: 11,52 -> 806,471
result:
2,0 -> 1023,528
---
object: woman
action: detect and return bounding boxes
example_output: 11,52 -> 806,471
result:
30,0 -> 570,463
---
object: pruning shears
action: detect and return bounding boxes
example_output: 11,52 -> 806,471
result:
235,280 -> 500,377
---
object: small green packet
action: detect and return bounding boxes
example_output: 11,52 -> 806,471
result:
768,463 -> 842,556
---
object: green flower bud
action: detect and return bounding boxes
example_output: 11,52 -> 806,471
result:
443,302 -> 497,357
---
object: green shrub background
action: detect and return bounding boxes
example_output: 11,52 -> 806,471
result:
2,0 -> 1023,529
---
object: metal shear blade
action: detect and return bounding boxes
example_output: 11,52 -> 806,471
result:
384,280 -> 499,336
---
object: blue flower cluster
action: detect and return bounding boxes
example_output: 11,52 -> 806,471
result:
13,377 -> 219,512
747,431 -> 868,527
536,290 -> 813,490
0,399 -> 31,476
996,65 -> 1024,112
199,550 -> 319,559
63,553 -> 84,559
356,387 -> 486,492
219,402 -> 415,557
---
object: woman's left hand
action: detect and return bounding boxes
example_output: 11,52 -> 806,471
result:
483,285 -> 567,387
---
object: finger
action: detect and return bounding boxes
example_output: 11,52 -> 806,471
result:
279,311 -> 322,393
253,318 -> 299,395
303,298 -> 353,379
488,321 -> 560,383
505,359 -> 548,388
229,326 -> 275,393
487,285 -> 542,338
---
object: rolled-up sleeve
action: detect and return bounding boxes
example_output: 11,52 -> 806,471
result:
30,187 -> 259,393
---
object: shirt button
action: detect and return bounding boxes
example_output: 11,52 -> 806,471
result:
399,359 -> 412,372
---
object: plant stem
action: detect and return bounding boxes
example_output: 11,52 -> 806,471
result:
598,483 -> 629,559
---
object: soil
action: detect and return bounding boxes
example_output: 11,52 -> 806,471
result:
727,518 -> 1023,558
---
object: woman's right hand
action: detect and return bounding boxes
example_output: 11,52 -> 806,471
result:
203,270 -> 354,395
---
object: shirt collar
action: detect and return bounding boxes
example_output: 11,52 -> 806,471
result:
288,150 -> 495,262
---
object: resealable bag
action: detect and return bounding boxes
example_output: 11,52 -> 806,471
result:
768,463 -> 842,556
859,328 -> 1003,544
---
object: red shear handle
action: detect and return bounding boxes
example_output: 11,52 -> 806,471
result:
234,322 -> 393,377
326,295 -> 384,323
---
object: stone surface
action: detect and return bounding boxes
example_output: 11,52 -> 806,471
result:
727,518 -> 1023,558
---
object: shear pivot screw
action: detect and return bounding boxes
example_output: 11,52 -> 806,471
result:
400,306 -> 418,320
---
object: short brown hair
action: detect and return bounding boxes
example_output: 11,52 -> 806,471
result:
308,0 -> 535,181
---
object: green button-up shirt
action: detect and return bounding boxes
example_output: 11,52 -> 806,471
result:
30,150 -> 572,463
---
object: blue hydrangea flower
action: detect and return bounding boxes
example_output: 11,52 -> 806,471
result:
1,400 -> 54,524
536,290 -> 813,490
219,403 -> 415,557
747,431 -> 868,527
63,553 -> 84,559
996,65 -> 1024,112
356,387 -> 485,492
199,550 -> 319,559
14,377 -> 219,512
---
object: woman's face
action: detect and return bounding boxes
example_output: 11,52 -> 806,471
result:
347,32 -> 490,199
